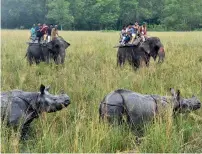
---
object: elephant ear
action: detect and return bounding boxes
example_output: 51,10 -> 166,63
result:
140,41 -> 150,54
47,41 -> 53,50
64,40 -> 70,49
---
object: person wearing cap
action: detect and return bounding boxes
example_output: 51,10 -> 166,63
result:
51,25 -> 59,40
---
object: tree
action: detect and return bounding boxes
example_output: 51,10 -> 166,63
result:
46,0 -> 74,30
161,0 -> 202,30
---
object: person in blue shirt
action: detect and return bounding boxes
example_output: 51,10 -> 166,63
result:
30,24 -> 36,41
130,22 -> 138,43
120,31 -> 131,45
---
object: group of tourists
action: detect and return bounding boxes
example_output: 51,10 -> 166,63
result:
119,22 -> 147,45
30,23 -> 59,43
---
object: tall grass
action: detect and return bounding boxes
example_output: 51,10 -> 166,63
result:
1,30 -> 202,152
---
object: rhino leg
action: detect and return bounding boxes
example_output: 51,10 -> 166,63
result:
20,123 -> 31,140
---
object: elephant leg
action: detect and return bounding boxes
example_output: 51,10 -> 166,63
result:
27,54 -> 33,66
117,54 -> 121,67
131,55 -> 139,69
60,52 -> 66,64
117,55 -> 124,67
44,54 -> 50,64
120,55 -> 126,67
145,54 -> 150,67
45,57 -> 50,64
28,58 -> 33,66
35,59 -> 40,65
53,56 -> 60,65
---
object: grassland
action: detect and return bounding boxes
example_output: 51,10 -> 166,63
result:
1,30 -> 202,153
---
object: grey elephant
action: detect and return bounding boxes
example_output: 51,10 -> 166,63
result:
1,84 -> 71,140
117,37 -> 165,69
99,88 -> 201,133
26,36 -> 70,65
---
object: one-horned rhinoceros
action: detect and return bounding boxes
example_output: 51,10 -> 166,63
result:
99,88 -> 201,130
1,84 -> 70,140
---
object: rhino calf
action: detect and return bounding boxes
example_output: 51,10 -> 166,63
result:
1,84 -> 71,140
99,88 -> 201,129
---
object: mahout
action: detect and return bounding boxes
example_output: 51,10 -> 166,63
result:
117,37 -> 165,69
26,36 -> 70,65
1,84 -> 70,140
99,88 -> 201,135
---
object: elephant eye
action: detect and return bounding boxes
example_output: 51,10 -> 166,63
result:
55,44 -> 59,48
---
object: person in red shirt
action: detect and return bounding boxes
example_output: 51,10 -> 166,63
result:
40,24 -> 49,42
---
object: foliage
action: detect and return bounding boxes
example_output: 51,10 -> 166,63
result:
1,0 -> 202,30
46,0 -> 74,29
1,30 -> 202,152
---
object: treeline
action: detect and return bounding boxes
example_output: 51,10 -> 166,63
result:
2,0 -> 202,31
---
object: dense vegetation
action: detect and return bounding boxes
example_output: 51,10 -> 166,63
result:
2,0 -> 202,30
1,30 -> 202,152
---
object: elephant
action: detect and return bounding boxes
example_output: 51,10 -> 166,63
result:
1,84 -> 71,140
99,88 -> 201,134
26,36 -> 70,65
117,37 -> 165,69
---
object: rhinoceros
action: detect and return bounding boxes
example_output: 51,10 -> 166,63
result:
1,84 -> 70,140
99,88 -> 201,129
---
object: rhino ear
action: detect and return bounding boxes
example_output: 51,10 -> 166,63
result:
176,90 -> 181,101
40,84 -> 45,94
47,41 -> 53,50
192,94 -> 196,98
60,90 -> 65,94
64,41 -> 70,49
170,88 -> 176,96
45,86 -> 51,91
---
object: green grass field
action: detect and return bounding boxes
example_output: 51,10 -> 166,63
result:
1,30 -> 202,153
